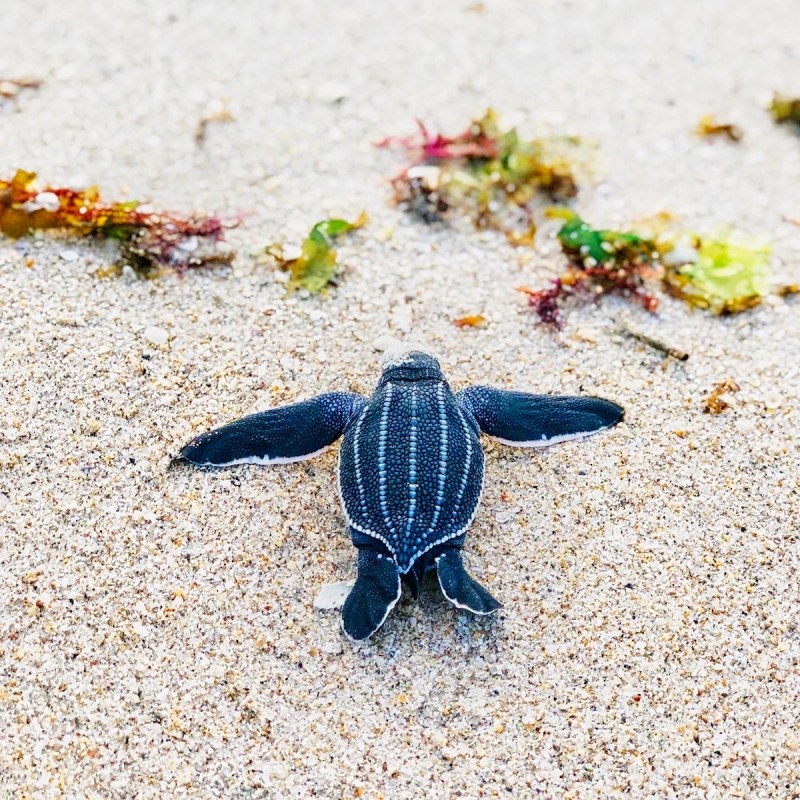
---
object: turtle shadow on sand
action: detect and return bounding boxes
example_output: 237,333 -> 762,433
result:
413,570 -> 507,649
332,572 -> 507,660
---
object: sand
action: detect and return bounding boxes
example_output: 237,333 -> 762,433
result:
1,0 -> 799,797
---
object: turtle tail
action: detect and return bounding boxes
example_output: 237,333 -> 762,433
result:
341,549 -> 401,641
436,549 -> 502,615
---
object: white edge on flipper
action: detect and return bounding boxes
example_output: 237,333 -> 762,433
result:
491,424 -> 613,449
340,554 -> 402,643
435,555 -> 501,616
193,445 -> 329,468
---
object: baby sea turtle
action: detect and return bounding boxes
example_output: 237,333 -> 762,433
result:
177,350 -> 624,641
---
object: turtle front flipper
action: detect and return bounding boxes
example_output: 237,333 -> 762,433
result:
436,550 -> 502,615
176,392 -> 366,467
456,386 -> 623,447
341,550 -> 402,641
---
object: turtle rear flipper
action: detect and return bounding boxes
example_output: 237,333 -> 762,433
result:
341,550 -> 401,641
436,550 -> 502,615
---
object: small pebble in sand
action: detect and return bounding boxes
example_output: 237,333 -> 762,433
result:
372,334 -> 403,352
143,325 -> 169,347
390,303 -> 413,332
495,507 -> 521,524
313,582 -> 355,610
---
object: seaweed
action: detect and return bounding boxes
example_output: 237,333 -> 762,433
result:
0,169 -> 235,277
518,281 -> 565,329
266,213 -> 367,294
769,93 -> 800,127
661,231 -> 772,314
392,166 -> 450,224
526,215 -> 662,328
524,212 -> 789,327
377,110 -> 584,236
695,114 -> 743,142
557,216 -> 656,274
521,215 -> 662,328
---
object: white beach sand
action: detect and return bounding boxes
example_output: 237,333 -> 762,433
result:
1,0 -> 799,797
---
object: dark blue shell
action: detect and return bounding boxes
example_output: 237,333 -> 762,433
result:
338,375 -> 484,573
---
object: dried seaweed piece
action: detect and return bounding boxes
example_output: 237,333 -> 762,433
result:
0,169 -> 235,277
378,110 -> 584,236
195,99 -> 235,145
377,115 -> 499,163
268,213 -> 367,294
0,77 -> 42,102
392,166 -> 450,224
662,232 -> 771,314
769,93 -> 800,127
119,218 -> 236,277
505,223 -> 537,247
453,314 -> 486,328
518,281 -> 565,329
696,114 -> 743,142
704,379 -> 740,415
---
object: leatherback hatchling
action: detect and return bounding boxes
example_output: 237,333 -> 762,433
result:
177,350 -> 624,640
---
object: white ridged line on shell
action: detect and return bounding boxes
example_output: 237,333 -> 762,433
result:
448,404 -> 474,526
425,383 -> 448,537
404,386 -> 418,539
377,383 -> 396,535
351,405 -> 370,519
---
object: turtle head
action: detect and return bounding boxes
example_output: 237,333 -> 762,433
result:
379,348 -> 443,384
